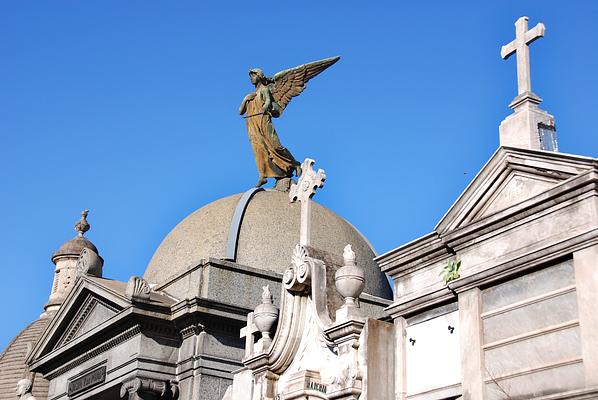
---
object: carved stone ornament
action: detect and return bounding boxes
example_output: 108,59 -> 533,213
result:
289,158 -> 326,246
334,245 -> 365,322
16,378 -> 36,400
252,285 -> 279,352
74,209 -> 90,237
289,159 -> 326,204
75,247 -> 104,278
120,377 -> 178,400
125,276 -> 151,303
284,244 -> 312,292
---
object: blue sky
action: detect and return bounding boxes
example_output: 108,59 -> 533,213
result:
1,1 -> 596,349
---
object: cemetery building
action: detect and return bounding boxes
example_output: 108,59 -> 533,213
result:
1,16 -> 597,400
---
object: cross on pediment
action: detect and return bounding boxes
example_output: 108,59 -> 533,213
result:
289,158 -> 326,246
501,16 -> 545,96
240,312 -> 259,358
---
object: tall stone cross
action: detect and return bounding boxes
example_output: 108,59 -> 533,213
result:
289,158 -> 326,246
501,16 -> 545,96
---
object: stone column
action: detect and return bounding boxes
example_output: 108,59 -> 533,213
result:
458,288 -> 485,400
177,324 -> 203,400
394,317 -> 407,400
573,244 -> 598,387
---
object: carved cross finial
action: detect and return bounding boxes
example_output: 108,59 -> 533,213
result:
501,16 -> 545,96
289,158 -> 326,246
74,209 -> 90,237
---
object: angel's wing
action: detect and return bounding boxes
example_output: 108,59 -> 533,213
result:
270,56 -> 340,114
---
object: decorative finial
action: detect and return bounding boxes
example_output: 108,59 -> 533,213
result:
335,244 -> 365,322
261,285 -> 273,303
253,285 -> 278,351
343,244 -> 356,267
74,210 -> 90,237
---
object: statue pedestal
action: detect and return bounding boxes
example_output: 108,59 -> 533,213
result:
499,91 -> 556,151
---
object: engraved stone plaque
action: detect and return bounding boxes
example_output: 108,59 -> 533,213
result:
67,366 -> 106,397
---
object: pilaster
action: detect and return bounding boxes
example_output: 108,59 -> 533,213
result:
573,244 -> 598,387
458,288 -> 485,400
394,317 -> 407,400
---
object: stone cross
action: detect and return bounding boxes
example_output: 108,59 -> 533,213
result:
289,158 -> 326,246
240,312 -> 259,357
501,16 -> 545,96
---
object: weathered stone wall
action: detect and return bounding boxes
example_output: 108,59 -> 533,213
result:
481,260 -> 583,399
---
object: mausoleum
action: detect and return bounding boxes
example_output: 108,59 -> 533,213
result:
1,15 -> 597,400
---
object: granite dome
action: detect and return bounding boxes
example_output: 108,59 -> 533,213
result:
0,318 -> 49,400
145,189 -> 392,299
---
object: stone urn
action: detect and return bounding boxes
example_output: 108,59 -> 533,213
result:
335,245 -> 365,309
253,285 -> 278,350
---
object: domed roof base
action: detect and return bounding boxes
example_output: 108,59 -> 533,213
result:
52,236 -> 98,261
0,317 -> 50,400
145,190 -> 391,299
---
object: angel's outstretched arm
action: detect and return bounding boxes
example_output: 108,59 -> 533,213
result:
239,92 -> 256,115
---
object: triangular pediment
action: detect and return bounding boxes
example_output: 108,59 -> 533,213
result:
436,147 -> 596,234
54,293 -> 118,349
28,277 -> 131,363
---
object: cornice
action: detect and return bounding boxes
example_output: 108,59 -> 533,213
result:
377,169 -> 597,279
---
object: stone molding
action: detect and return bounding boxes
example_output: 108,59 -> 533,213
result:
120,377 -> 179,400
153,258 -> 282,294
532,387 -> 598,400
45,324 -> 141,380
243,291 -> 309,374
377,148 -> 597,277
385,231 -> 597,318
324,320 -> 365,345
170,296 -> 250,327
436,148 -> 595,234
179,324 -> 203,340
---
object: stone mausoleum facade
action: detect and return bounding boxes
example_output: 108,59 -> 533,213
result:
1,16 -> 597,400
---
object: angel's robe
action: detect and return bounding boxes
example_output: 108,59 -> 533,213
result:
245,86 -> 299,179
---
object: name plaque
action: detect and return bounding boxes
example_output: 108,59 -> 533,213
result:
306,380 -> 327,394
67,366 -> 106,396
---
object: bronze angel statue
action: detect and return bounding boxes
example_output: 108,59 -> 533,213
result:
239,56 -> 340,187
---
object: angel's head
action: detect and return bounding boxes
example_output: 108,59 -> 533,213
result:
249,68 -> 267,85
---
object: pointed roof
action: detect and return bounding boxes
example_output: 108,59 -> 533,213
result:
436,146 -> 596,234
28,276 -> 176,374
377,147 -> 597,275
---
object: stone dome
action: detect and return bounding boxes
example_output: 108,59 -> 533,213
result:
51,235 -> 98,261
145,189 -> 392,299
0,317 -> 49,400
